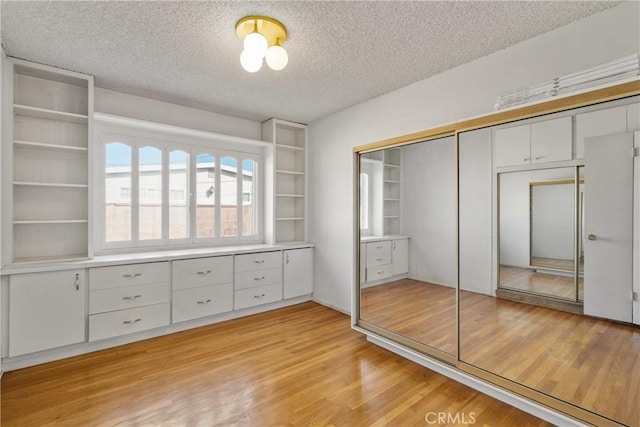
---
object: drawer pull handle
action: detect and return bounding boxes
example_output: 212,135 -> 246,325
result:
534,156 -> 544,160
123,318 -> 142,325
123,273 -> 142,279
376,246 -> 383,249
197,299 -> 212,305
254,276 -> 266,281
376,258 -> 383,262
75,273 -> 80,291
197,270 -> 212,275
123,294 -> 142,301
253,294 -> 266,299
377,271 -> 384,275
253,260 -> 265,264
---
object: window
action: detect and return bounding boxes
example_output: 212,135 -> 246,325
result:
99,130 -> 262,252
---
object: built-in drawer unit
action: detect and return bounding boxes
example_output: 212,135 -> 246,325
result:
365,241 -> 392,267
90,262 -> 170,290
234,251 -> 281,272
234,251 -> 283,309
366,264 -> 392,282
89,282 -> 170,314
172,283 -> 233,323
172,256 -> 233,291
235,267 -> 282,290
88,262 -> 171,341
234,283 -> 283,310
171,256 -> 234,323
89,303 -> 170,342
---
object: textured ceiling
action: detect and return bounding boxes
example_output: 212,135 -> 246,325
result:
0,1 -> 622,124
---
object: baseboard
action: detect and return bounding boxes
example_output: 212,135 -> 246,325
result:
496,288 -> 583,315
2,295 -> 311,372
359,330 -> 588,427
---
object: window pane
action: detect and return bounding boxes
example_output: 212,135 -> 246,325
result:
242,159 -> 257,236
196,153 -> 216,238
139,146 -> 162,240
221,156 -> 238,237
170,150 -> 189,239
105,142 -> 131,242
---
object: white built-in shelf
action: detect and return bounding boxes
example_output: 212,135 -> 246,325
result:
276,169 -> 305,176
384,179 -> 400,183
384,198 -> 400,201
14,181 -> 88,189
276,217 -> 305,221
14,220 -> 88,225
14,104 -> 89,124
276,194 -> 305,198
384,216 -> 400,219
14,140 -> 88,152
13,254 -> 89,265
276,144 -> 305,152
384,163 -> 400,168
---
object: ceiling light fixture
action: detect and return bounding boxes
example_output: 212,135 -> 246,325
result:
236,15 -> 288,73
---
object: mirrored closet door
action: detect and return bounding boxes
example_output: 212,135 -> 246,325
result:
358,136 -> 458,359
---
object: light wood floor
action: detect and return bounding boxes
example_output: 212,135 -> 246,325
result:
361,280 -> 457,355
460,291 -> 639,427
500,265 -> 584,301
1,302 -> 550,426
361,279 -> 638,426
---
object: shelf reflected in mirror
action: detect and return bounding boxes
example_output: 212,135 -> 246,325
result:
358,137 -> 458,358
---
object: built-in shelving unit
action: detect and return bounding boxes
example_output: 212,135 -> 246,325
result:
383,148 -> 401,234
262,119 -> 307,244
4,58 -> 93,265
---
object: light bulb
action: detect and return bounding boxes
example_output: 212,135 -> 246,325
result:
240,50 -> 263,73
243,32 -> 268,59
266,45 -> 288,71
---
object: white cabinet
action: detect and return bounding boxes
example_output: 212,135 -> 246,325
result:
171,256 -> 233,291
88,262 -> 170,341
575,105 -> 627,159
283,248 -> 313,299
7,58 -> 93,264
366,240 -> 392,267
383,148 -> 401,235
628,103 -> 639,131
172,284 -> 233,323
263,119 -> 307,244
493,117 -> 572,167
494,124 -> 530,167
392,238 -> 409,276
234,251 -> 283,309
9,270 -> 86,357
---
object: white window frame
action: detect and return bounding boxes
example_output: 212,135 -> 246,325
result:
94,121 -> 264,254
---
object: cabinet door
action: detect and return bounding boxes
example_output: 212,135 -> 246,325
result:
628,103 -> 639,132
9,270 -> 86,356
283,248 -> 313,299
575,106 -> 627,159
530,116 -> 572,164
493,124 -> 531,168
392,239 -> 409,276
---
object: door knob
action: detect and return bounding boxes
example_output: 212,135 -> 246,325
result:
587,234 -> 597,241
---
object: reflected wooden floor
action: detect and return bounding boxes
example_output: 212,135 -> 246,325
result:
460,291 -> 639,427
500,265 -> 584,301
1,302 -> 550,427
361,279 -> 457,354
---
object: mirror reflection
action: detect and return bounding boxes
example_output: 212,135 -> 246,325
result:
459,122 -> 639,426
359,137 -> 458,356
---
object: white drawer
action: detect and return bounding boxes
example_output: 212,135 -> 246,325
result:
234,267 -> 282,290
89,282 -> 170,314
172,283 -> 233,323
172,256 -> 233,290
90,262 -> 170,290
89,303 -> 170,342
366,241 -> 392,267
234,283 -> 282,310
235,251 -> 281,272
366,264 -> 392,282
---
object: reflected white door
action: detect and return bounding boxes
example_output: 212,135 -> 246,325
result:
584,132 -> 634,323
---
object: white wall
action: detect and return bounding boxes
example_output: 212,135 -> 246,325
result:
308,2 -> 640,313
401,137 -> 457,287
499,168 -> 574,268
95,88 -> 261,141
531,183 -> 575,260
